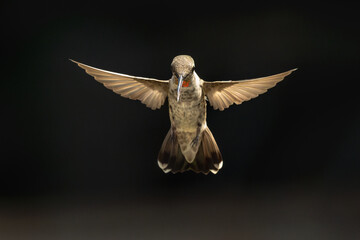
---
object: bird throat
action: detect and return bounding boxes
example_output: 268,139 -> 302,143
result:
175,78 -> 190,87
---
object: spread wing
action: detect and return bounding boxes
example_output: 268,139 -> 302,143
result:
71,60 -> 169,110
203,68 -> 297,111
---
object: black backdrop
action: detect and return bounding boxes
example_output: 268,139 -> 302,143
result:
1,1 -> 359,239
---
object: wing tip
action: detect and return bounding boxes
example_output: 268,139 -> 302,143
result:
286,68 -> 298,75
69,59 -> 86,69
274,67 -> 297,80
69,58 -> 79,64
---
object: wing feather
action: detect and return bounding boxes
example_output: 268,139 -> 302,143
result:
203,69 -> 297,110
71,60 -> 169,110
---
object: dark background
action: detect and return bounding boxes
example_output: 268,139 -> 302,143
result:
1,1 -> 359,239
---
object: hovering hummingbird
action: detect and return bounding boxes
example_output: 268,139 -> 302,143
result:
71,55 -> 296,174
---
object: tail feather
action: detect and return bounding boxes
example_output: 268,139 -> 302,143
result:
198,127 -> 223,174
157,129 -> 186,173
157,127 -> 223,174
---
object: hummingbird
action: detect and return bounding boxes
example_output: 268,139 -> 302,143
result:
71,55 -> 296,174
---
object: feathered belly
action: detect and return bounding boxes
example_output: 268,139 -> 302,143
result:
169,98 -> 205,129
172,106 -> 200,129
168,98 -> 206,163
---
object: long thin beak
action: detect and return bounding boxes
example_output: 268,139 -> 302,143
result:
176,75 -> 184,102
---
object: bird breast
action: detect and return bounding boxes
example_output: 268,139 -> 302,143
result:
168,87 -> 205,130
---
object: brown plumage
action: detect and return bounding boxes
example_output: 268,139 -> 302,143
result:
71,55 -> 296,174
157,127 -> 222,174
70,60 -> 168,110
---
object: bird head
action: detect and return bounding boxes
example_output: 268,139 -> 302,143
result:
171,55 -> 195,102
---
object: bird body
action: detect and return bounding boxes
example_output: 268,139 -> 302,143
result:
71,55 -> 296,174
168,70 -> 205,162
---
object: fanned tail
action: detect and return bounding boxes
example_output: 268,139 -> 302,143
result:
157,127 -> 223,174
